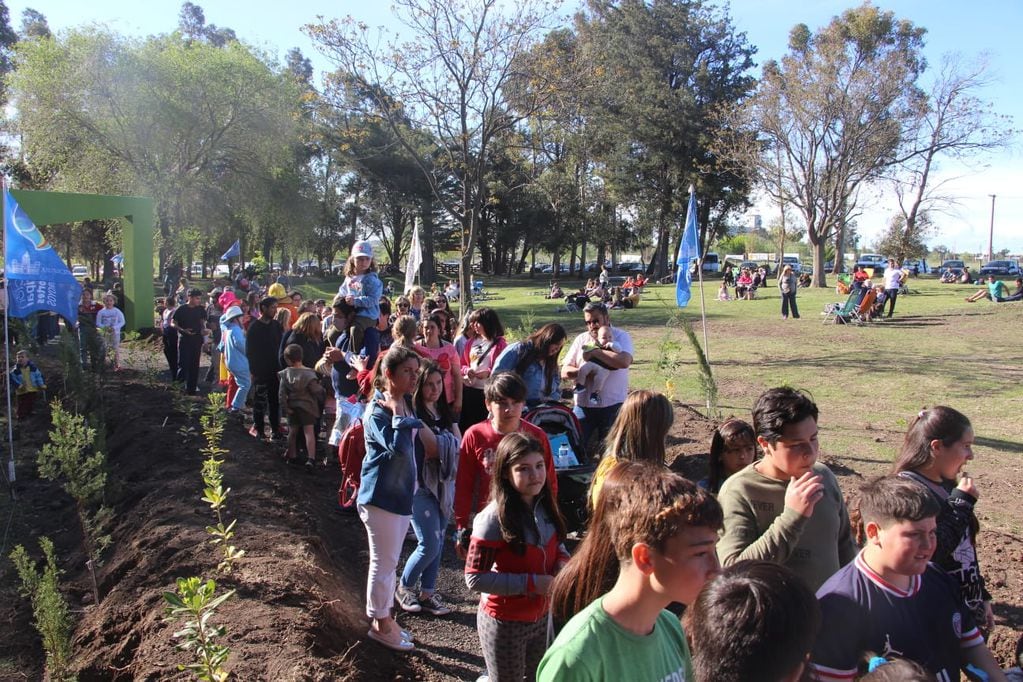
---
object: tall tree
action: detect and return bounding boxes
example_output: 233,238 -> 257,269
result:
716,4 -> 926,285
308,0 -> 558,314
9,29 -> 302,264
18,7 -> 49,39
575,0 -> 756,278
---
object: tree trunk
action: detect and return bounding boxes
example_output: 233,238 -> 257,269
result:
811,238 -> 828,287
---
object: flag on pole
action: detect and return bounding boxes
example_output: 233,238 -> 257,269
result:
220,240 -> 240,261
404,221 -> 423,294
111,252 -> 124,266
3,188 -> 82,324
675,185 -> 701,308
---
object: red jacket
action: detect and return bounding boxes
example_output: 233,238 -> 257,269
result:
454,419 -> 557,530
464,501 -> 569,622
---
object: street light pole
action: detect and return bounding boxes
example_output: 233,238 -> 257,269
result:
988,194 -> 996,262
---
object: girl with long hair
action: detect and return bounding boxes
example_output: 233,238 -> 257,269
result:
700,418 -> 757,494
464,432 -> 569,681
415,312 -> 463,417
358,346 -> 436,652
493,323 -> 567,407
588,390 -> 673,507
459,307 -> 508,431
891,406 -> 993,632
396,361 -> 461,617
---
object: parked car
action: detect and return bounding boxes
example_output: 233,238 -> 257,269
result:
978,260 -> 1020,278
938,259 -> 966,278
701,252 -> 720,273
901,259 -> 930,275
72,265 -> 88,278
618,262 -> 646,274
777,255 -> 802,274
856,253 -> 887,273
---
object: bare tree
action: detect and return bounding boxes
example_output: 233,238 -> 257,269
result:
307,0 -> 559,315
885,54 -> 1015,260
715,5 -> 926,286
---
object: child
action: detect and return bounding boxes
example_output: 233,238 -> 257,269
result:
811,476 -> 1007,682
892,406 -> 994,632
539,461 -> 722,680
278,344 -> 325,466
337,240 -> 383,366
571,324 -> 620,407
453,372 -> 557,555
9,350 -> 45,419
684,560 -> 820,682
716,387 -> 856,591
464,433 -> 569,681
699,418 -> 756,494
219,305 -> 250,417
96,292 -> 126,370
717,280 -> 731,301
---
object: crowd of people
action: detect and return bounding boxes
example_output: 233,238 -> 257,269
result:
32,244 -> 1018,681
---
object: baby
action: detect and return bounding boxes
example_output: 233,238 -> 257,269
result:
572,324 -> 621,407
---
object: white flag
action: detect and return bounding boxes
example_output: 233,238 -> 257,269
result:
404,220 -> 423,294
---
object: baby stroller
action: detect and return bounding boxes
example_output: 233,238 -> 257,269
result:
523,401 -> 593,533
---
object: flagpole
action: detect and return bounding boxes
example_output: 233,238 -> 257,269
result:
1,179 -> 16,493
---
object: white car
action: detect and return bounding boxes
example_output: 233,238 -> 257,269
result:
72,265 -> 88,278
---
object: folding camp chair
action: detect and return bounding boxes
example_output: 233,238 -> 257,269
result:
822,291 -> 859,324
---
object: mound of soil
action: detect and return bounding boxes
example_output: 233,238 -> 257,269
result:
3,357 -> 1020,681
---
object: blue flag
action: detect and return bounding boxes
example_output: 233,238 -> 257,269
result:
220,240 -> 240,261
3,189 -> 82,324
675,186 -> 701,308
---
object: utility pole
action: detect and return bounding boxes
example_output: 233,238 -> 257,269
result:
988,194 -> 996,262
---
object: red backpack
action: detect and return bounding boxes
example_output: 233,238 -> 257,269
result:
336,419 -> 366,510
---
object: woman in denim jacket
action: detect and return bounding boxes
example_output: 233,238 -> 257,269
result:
358,346 -> 436,653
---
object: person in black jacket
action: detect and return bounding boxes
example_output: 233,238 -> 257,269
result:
246,296 -> 284,440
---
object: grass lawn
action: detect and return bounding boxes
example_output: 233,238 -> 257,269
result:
187,273 -> 1022,532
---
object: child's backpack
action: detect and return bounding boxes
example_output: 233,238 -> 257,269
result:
336,419 -> 366,511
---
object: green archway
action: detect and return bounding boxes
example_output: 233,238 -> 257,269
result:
9,189 -> 153,331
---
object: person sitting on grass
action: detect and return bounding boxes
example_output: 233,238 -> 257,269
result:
716,387 -> 856,591
966,274 -> 1012,302
9,349 -> 45,420
278,343 -> 325,467
538,461 -> 722,681
1004,276 -> 1023,302
811,476 -> 1008,682
685,560 -> 820,682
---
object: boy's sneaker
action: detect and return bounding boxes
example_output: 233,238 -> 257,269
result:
572,383 -> 586,394
395,586 -> 422,613
589,392 -> 601,406
418,593 -> 451,616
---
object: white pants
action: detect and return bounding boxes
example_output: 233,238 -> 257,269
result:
358,503 -> 412,619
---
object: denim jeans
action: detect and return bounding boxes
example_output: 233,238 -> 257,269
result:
580,402 -> 623,453
781,292 -> 800,318
400,489 -> 446,594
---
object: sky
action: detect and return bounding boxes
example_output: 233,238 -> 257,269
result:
7,0 -> 1022,255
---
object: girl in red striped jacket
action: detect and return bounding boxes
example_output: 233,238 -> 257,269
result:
464,432 -> 569,681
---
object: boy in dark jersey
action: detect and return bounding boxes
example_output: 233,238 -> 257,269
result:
811,476 -> 1006,682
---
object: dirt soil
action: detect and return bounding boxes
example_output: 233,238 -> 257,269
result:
1,353 -> 1020,680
